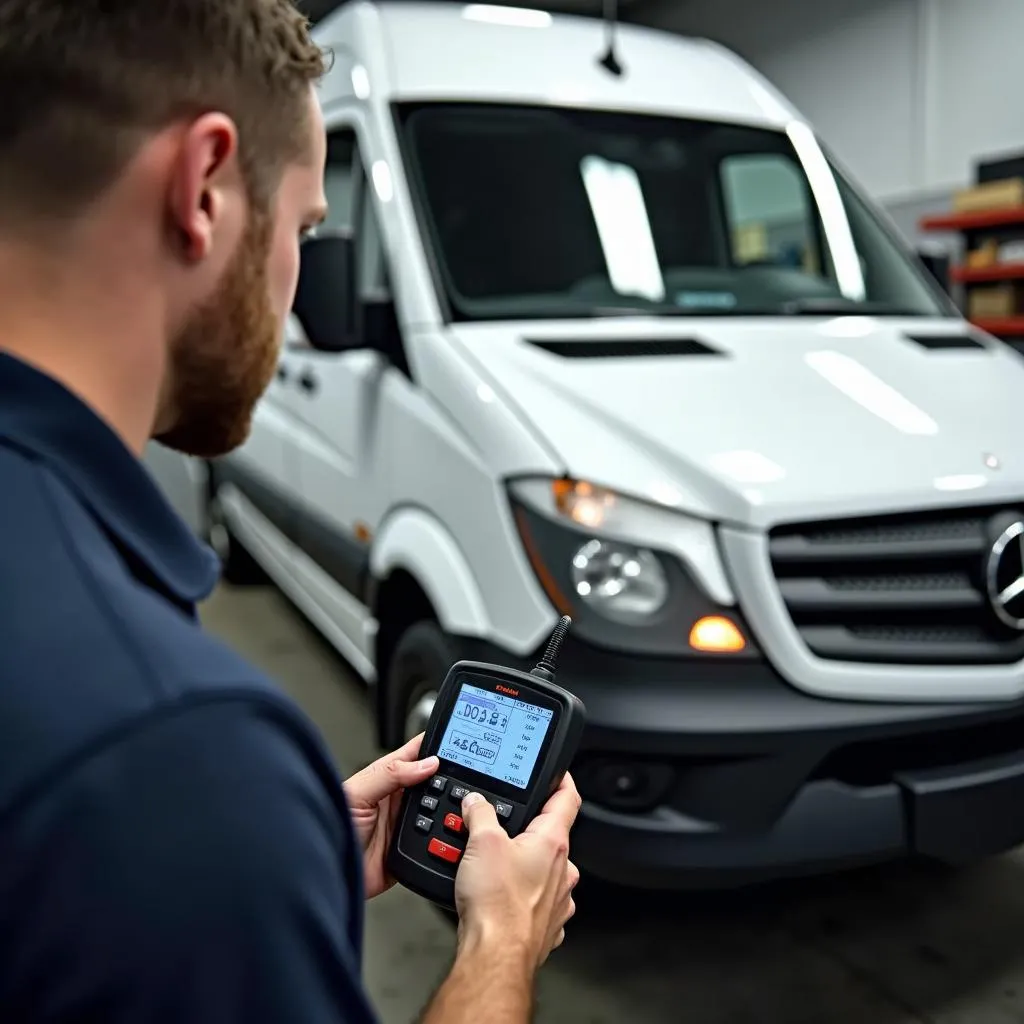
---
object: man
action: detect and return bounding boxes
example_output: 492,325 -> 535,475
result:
0,1 -> 580,1021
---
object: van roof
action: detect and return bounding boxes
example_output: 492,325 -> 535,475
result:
315,1 -> 799,129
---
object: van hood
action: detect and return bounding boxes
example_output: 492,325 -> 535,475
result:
447,317 -> 1024,530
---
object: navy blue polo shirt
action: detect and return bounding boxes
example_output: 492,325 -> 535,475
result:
0,353 -> 377,1023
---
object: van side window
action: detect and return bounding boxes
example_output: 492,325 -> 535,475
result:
322,130 -> 359,233
322,128 -> 390,300
358,165 -> 390,301
719,154 -> 824,276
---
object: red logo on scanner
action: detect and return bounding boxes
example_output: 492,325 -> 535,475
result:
495,684 -> 520,697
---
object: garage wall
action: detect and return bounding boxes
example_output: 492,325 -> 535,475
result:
642,0 -> 1024,239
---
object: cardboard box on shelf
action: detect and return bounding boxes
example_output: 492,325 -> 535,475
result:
966,239 -> 999,268
953,178 -> 1024,213
967,283 -> 1024,319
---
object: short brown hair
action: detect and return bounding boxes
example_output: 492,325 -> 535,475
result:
0,0 -> 327,223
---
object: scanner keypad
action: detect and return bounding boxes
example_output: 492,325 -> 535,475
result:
411,775 -> 521,869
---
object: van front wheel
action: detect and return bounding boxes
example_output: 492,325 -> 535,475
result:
386,621 -> 454,747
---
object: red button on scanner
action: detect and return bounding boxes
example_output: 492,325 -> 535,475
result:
443,812 -> 464,834
427,837 -> 462,864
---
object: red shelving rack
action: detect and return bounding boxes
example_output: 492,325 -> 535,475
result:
950,263 -> 1024,284
919,204 -> 1024,336
969,316 -> 1024,336
919,207 -> 1024,232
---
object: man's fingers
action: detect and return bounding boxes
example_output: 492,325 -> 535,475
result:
526,773 -> 582,836
461,792 -> 505,840
345,737 -> 438,806
567,860 -> 581,890
386,756 -> 439,790
389,733 -> 426,763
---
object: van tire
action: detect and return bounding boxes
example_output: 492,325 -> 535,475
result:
386,621 -> 455,748
207,488 -> 267,587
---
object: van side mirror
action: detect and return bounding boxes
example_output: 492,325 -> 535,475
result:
915,245 -> 951,295
292,231 -> 361,353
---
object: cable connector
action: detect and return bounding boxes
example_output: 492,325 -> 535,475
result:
530,615 -> 572,683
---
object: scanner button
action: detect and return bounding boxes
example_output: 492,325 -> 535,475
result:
494,800 -> 513,821
427,838 -> 462,864
429,776 -> 448,794
415,815 -> 434,833
443,812 -> 464,834
449,784 -> 470,802
420,794 -> 439,812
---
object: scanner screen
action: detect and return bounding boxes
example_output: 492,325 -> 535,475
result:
437,682 -> 554,790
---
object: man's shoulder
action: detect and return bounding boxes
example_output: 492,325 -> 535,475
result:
0,442 -> 315,820
0,686 -> 376,1023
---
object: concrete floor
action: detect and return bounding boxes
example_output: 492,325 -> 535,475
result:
202,583 -> 1024,1024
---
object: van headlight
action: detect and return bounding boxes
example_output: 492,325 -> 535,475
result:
508,477 -> 756,657
571,538 -> 668,624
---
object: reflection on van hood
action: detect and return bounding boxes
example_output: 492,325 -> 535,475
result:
447,317 -> 1024,530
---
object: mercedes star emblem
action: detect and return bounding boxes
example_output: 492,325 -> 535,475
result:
986,521 -> 1024,631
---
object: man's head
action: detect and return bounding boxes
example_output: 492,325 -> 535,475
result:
0,0 -> 329,456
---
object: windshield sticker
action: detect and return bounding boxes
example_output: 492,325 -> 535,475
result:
674,291 -> 738,310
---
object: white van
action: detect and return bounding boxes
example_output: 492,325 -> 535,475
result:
167,0 -> 1024,887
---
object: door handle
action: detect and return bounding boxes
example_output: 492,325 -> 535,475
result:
298,369 -> 319,394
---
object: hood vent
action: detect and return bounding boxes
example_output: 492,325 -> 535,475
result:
903,332 -> 987,351
524,337 -> 722,359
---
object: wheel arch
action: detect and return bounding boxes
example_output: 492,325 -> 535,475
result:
369,508 -> 491,746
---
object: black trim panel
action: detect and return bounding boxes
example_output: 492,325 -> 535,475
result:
903,332 -> 987,351
210,457 -> 370,603
450,632 -> 1024,887
524,337 -> 723,359
211,458 -> 296,545
451,633 -> 1024,757
296,499 -> 369,601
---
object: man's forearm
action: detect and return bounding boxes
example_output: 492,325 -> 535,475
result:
420,932 -> 536,1024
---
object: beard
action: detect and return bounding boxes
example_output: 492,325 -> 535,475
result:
153,208 -> 280,459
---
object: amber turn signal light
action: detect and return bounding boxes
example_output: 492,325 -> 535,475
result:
689,616 -> 746,653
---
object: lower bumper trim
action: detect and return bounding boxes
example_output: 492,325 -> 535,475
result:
572,756 -> 1024,889
572,779 -> 905,889
898,750 -> 1024,864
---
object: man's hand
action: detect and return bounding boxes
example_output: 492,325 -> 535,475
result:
420,773 -> 583,1024
342,735 -> 439,900
457,773 -> 582,967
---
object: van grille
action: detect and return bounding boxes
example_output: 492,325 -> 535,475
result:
769,506 -> 1024,665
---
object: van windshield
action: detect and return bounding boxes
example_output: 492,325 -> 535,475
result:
397,103 -> 952,322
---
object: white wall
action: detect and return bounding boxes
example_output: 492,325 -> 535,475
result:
927,0 -> 1024,194
644,0 -> 1024,203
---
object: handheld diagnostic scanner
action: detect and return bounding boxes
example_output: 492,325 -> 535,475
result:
386,616 -> 586,910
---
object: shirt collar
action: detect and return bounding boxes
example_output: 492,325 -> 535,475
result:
0,352 -> 220,606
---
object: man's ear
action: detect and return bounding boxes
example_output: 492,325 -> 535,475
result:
167,112 -> 240,264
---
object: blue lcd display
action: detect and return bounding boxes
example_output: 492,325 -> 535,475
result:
437,682 -> 554,790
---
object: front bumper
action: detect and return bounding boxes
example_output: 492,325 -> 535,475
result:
455,635 -> 1024,888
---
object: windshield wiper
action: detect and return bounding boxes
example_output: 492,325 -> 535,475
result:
780,297 -> 919,316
